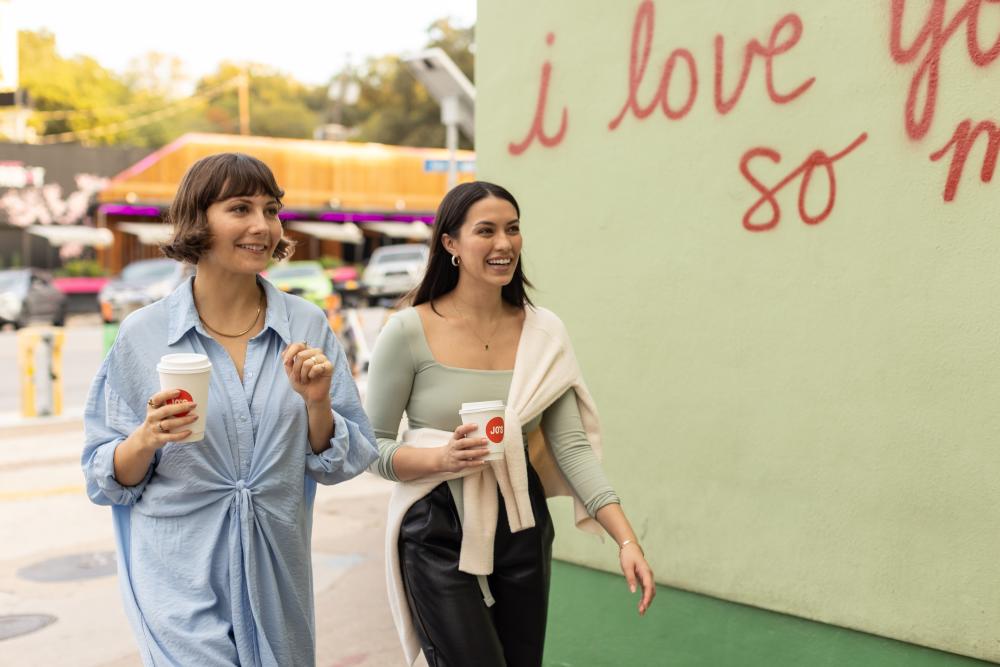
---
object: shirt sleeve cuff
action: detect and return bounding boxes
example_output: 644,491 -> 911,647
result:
306,409 -> 378,484
89,438 -> 152,506
585,491 -> 621,518
369,437 -> 403,482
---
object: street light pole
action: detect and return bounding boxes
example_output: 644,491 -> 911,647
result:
403,49 -> 475,190
238,71 -> 250,135
441,97 -> 459,190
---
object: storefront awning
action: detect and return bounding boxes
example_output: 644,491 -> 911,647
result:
362,221 -> 432,241
117,222 -> 175,246
99,132 -> 475,212
27,224 -> 114,247
287,221 -> 364,245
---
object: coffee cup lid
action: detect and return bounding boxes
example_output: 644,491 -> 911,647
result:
157,353 -> 212,374
460,400 -> 505,414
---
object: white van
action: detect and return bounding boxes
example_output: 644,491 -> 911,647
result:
361,244 -> 430,300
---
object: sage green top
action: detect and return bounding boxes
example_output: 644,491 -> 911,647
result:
365,307 -> 619,517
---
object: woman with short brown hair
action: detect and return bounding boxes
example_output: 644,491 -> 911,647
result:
83,152 -> 377,666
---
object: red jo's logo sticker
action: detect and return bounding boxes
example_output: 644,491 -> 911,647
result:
485,417 -> 505,443
167,389 -> 194,417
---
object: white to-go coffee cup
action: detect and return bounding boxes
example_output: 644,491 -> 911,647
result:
459,400 -> 506,462
156,353 -> 212,443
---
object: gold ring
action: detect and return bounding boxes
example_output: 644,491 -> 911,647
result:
147,399 -> 158,408
158,421 -> 167,433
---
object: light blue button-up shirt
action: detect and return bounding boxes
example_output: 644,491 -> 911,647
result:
82,276 -> 378,666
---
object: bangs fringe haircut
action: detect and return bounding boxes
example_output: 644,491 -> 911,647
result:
161,153 -> 294,264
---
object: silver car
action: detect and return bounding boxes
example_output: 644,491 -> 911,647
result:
0,268 -> 68,329
98,258 -> 192,323
361,244 -> 430,300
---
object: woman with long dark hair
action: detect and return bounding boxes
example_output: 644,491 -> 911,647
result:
366,181 -> 655,666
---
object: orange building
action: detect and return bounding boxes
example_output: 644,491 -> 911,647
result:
96,133 -> 475,273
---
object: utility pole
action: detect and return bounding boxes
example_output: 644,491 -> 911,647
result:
326,54 -> 358,141
237,71 -> 250,135
0,0 -> 26,142
331,54 -> 349,127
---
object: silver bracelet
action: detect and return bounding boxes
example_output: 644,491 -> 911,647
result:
618,539 -> 644,556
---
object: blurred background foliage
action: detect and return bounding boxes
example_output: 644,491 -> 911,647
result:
16,18 -> 474,149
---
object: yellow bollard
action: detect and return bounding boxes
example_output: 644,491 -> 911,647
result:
17,326 -> 65,418
48,328 -> 64,416
326,292 -> 344,334
17,328 -> 38,418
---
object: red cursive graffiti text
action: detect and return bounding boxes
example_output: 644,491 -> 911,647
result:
740,133 -> 869,232
889,0 -> 1000,141
609,0 -> 814,130
508,33 -> 569,155
929,118 -> 1000,201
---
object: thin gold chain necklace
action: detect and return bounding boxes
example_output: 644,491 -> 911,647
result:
452,299 -> 503,351
196,285 -> 265,338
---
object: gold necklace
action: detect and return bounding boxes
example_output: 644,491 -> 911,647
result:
197,286 -> 265,338
453,299 -> 503,351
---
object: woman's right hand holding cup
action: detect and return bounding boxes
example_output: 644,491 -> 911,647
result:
113,389 -> 200,487
139,389 -> 199,450
438,423 -> 489,473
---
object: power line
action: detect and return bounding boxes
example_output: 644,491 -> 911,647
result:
37,96 -> 204,144
33,77 -> 243,144
33,99 -> 174,121
33,77 -> 240,120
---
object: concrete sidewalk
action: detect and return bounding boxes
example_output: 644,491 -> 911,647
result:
4,418 -> 994,667
0,417 -> 414,667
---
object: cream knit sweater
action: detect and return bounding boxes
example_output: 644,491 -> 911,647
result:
382,306 -> 605,665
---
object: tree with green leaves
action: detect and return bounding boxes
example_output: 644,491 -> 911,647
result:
18,30 -> 200,147
194,62 -> 325,139
19,30 -> 133,143
347,18 -> 475,149
15,17 -> 475,149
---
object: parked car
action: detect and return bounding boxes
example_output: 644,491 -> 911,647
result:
98,258 -> 192,323
52,276 -> 111,316
0,268 -> 68,328
264,260 -> 334,310
327,265 -> 364,307
361,244 -> 429,300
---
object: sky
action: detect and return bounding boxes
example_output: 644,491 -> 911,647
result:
15,0 -> 476,87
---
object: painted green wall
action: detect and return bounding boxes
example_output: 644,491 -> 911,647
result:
547,562 -> 994,667
478,0 -> 1000,662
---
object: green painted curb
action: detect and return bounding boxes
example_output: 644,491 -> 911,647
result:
102,323 -> 119,357
544,561 -> 993,667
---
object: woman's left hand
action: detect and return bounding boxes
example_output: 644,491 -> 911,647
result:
620,543 -> 656,616
282,342 -> 333,406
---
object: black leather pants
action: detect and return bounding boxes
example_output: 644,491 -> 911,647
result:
398,462 -> 555,667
